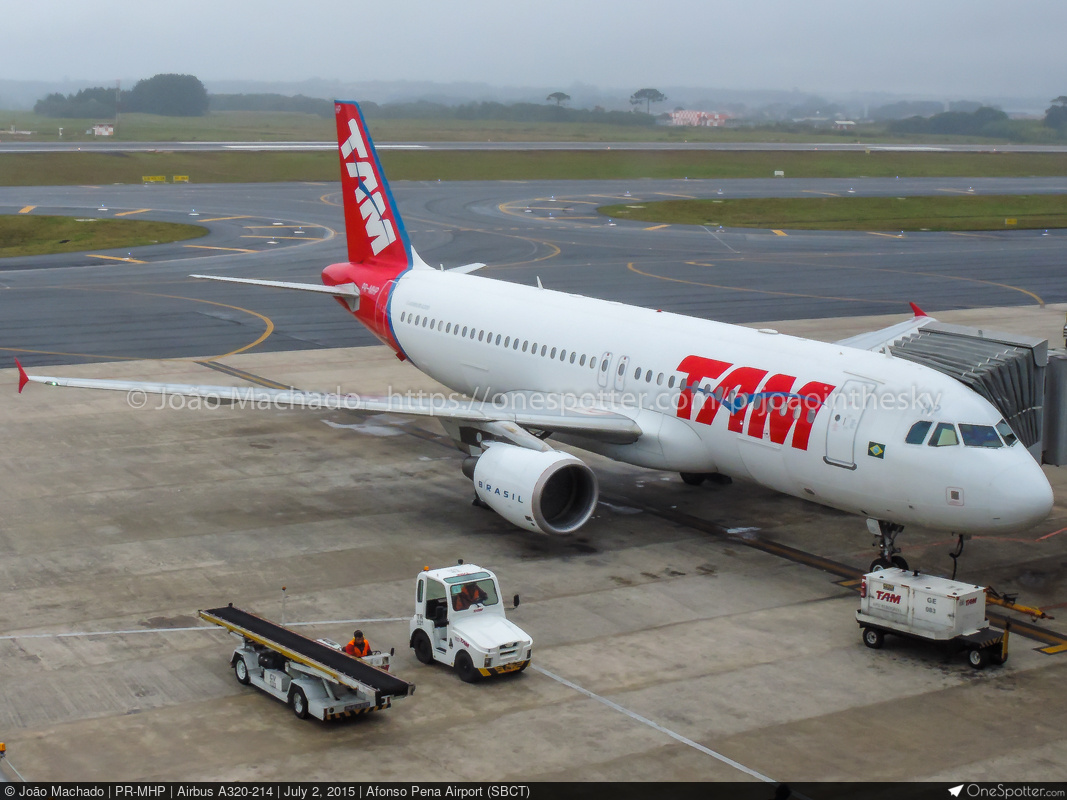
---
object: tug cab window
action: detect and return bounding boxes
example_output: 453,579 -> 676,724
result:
928,423 -> 960,447
905,420 -> 933,444
959,423 -> 1003,448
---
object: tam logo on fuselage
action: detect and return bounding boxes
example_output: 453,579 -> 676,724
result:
340,119 -> 397,256
674,355 -> 836,451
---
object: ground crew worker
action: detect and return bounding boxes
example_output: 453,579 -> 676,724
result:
344,630 -> 372,658
453,582 -> 487,611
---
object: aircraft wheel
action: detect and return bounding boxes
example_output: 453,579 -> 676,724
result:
455,651 -> 480,683
862,627 -> 884,649
233,656 -> 251,685
869,557 -> 892,572
891,555 -> 909,570
290,687 -> 310,719
967,648 -> 989,670
412,630 -> 434,665
680,472 -> 706,486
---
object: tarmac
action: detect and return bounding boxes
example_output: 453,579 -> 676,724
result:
2,304 -> 1065,783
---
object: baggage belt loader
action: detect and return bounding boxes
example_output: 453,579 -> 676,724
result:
200,604 -> 415,721
857,568 -> 1009,669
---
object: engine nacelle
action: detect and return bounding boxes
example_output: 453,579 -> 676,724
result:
468,443 -> 598,535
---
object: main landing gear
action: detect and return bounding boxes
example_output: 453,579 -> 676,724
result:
680,472 -> 733,487
867,518 -> 908,572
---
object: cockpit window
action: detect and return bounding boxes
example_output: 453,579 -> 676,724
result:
995,420 -> 1018,447
959,423 -> 1003,448
905,421 -> 933,444
928,423 -> 959,447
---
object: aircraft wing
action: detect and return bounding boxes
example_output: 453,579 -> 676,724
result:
15,362 -> 642,445
834,303 -> 936,352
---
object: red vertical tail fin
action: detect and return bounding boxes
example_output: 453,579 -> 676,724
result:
334,100 -> 422,270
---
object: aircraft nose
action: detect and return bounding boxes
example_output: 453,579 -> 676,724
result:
992,459 -> 1055,528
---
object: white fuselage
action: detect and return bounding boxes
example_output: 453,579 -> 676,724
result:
386,268 -> 1053,534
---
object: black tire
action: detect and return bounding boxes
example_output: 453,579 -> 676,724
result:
967,648 -> 989,670
233,656 -> 251,685
680,472 -> 706,486
412,630 -> 434,665
869,557 -> 891,572
455,651 -> 480,683
290,687 -> 310,719
891,555 -> 909,570
862,627 -> 885,649
990,650 -> 1008,666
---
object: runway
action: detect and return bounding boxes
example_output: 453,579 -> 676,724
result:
2,177 -> 1066,367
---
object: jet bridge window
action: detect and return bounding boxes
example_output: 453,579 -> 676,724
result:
928,423 -> 959,447
905,421 -> 933,444
959,423 -> 1003,448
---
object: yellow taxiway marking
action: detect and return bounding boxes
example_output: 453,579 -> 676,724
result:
18,205 -> 36,214
239,235 -> 312,240
772,229 -> 788,236
644,224 -> 671,231
949,232 -> 999,239
197,216 -> 252,223
654,192 -> 697,199
86,254 -> 147,264
802,190 -> 840,197
1040,643 -> 1067,655
185,245 -> 258,254
114,208 -> 151,217
937,188 -> 976,194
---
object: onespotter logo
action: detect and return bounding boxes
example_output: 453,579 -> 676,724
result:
339,113 -> 397,256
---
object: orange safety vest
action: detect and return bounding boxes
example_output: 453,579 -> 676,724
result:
345,639 -> 371,657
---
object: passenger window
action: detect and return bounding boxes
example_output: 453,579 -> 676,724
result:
462,326 -> 468,337
550,347 -> 557,359
618,362 -> 626,377
959,423 -> 1003,448
423,318 -> 428,327
445,322 -> 451,333
634,367 -> 641,380
928,423 -> 959,447
668,375 -> 675,388
590,357 -> 597,370
522,341 -> 529,352
905,421 -> 933,445
541,345 -> 547,356
430,318 -> 435,328
496,334 -> 501,346
570,352 -> 576,364
580,354 -> 586,366
415,315 -> 421,326
504,336 -> 510,348
996,420 -> 1017,446
478,330 -> 484,342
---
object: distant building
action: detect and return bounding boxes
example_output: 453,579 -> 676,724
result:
833,120 -> 856,130
92,124 -> 114,137
669,110 -> 731,127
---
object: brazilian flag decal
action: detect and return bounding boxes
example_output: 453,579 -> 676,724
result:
868,442 -> 886,459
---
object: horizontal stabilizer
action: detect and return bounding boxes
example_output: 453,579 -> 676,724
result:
190,274 -> 359,311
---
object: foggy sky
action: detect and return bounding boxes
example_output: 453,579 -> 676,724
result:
3,0 -> 1064,100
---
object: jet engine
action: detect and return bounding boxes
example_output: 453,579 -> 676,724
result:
464,442 -> 598,535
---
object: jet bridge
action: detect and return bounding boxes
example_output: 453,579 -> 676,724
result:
887,321 -> 1067,466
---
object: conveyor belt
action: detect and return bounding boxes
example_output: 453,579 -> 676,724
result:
200,604 -> 414,700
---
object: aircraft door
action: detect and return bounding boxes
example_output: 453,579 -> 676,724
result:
613,355 -> 630,392
824,379 -> 877,469
597,351 -> 612,389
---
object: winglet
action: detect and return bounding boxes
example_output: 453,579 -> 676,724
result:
909,302 -> 928,317
15,358 -> 29,393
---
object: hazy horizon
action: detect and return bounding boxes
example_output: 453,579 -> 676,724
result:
2,0 -> 1063,104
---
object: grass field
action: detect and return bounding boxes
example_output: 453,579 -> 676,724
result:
598,194 -> 1067,231
2,109 -> 1063,145
1,149 -> 1065,187
0,214 -> 208,257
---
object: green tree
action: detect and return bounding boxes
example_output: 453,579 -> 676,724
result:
546,91 -> 571,107
630,88 -> 667,114
1044,96 -> 1067,130
123,74 -> 208,116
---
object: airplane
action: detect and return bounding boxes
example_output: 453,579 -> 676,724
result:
15,100 -> 1055,571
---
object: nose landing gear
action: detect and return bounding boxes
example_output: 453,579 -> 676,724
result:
867,519 -> 908,572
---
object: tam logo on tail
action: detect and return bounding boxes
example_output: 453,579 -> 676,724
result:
335,101 -> 409,266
